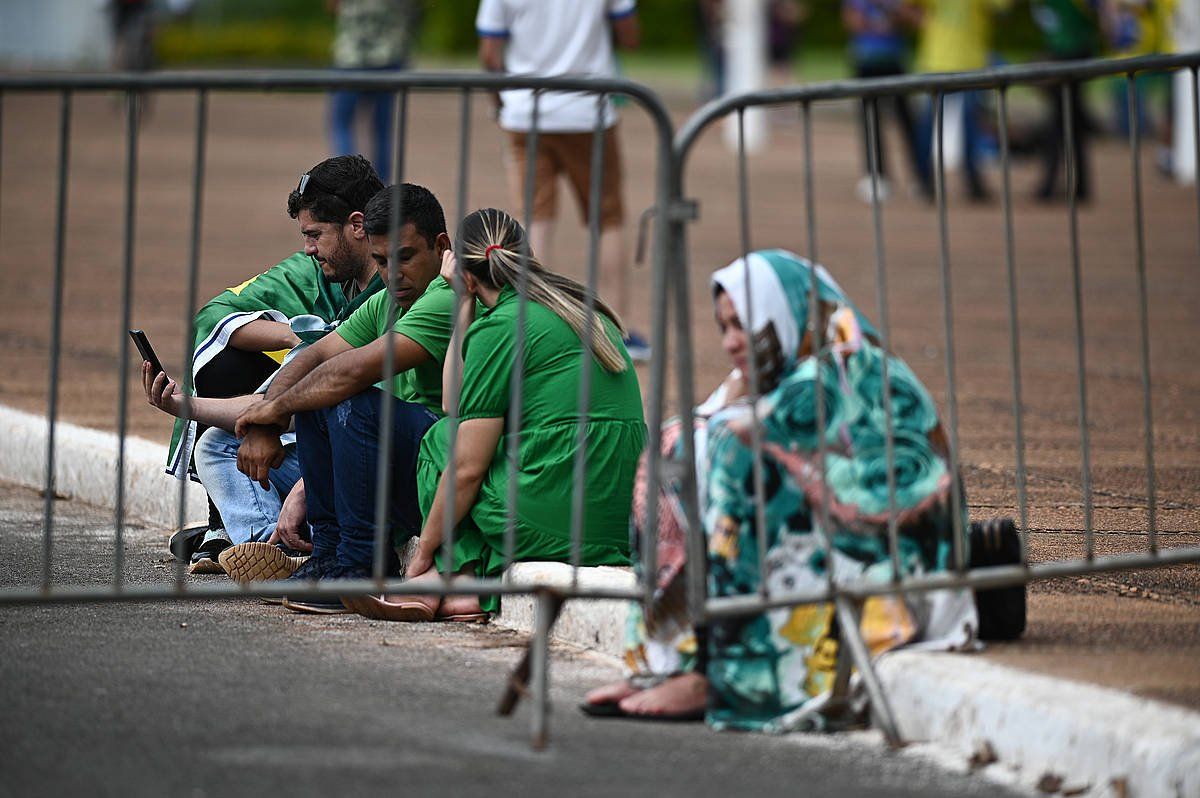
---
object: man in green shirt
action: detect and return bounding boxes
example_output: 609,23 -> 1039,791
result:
152,155 -> 385,571
224,183 -> 454,613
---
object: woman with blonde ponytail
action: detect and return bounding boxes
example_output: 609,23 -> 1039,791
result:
344,208 -> 646,622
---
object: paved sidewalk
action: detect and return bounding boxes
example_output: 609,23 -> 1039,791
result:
2,409 -> 1198,796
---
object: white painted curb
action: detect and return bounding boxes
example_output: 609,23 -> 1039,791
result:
4,403 -> 1199,796
0,404 -> 206,529
878,651 -> 1200,797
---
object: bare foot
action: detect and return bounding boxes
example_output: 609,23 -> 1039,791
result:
617,673 -> 707,719
438,594 -> 483,617
583,680 -> 642,707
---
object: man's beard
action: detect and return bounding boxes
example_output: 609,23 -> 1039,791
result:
320,233 -> 362,284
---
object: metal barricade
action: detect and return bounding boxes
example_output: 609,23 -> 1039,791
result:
669,52 -> 1200,743
0,70 -> 677,748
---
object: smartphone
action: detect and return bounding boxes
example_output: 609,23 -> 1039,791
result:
128,329 -> 164,376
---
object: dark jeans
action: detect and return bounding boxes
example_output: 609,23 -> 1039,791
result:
1037,52 -> 1095,200
854,58 -> 931,194
295,388 -> 437,571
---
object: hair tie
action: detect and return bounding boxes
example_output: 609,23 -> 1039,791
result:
484,244 -> 503,261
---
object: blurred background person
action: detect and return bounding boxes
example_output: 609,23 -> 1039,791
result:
476,0 -> 651,361
1103,0 -> 1177,176
328,0 -> 419,183
767,0 -> 806,88
110,0 -> 155,73
1030,0 -> 1101,202
915,0 -> 1013,202
843,0 -> 932,202
697,0 -> 727,101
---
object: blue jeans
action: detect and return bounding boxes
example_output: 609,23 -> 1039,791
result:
194,427 -> 302,545
295,389 -> 437,571
329,64 -> 403,182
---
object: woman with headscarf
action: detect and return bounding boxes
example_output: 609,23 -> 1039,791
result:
584,249 -> 978,731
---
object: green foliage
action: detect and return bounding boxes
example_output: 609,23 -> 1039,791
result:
156,0 -> 1044,66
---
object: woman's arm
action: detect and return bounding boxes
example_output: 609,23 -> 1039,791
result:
408,416 -> 504,577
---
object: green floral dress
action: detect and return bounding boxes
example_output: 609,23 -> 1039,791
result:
627,250 -> 976,733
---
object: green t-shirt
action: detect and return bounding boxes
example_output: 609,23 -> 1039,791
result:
422,285 -> 646,574
1031,0 -> 1099,57
335,277 -> 455,414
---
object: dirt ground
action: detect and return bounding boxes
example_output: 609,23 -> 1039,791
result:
1,82 -> 1197,702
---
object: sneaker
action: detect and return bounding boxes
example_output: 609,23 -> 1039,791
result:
261,553 -> 336,605
187,528 -> 232,575
219,542 -> 309,585
168,524 -> 208,563
855,175 -> 892,205
280,562 -> 368,615
622,330 -> 652,363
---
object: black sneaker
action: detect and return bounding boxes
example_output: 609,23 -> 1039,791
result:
280,562 -> 368,615
262,553 -> 336,605
188,528 -> 232,575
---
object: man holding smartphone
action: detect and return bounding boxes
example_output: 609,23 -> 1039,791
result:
149,155 -> 385,572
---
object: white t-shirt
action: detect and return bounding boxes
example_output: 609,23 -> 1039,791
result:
475,0 -> 636,133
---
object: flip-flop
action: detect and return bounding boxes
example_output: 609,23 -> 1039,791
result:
578,700 -> 628,718
343,594 -> 437,622
436,612 -> 491,624
578,701 -> 704,722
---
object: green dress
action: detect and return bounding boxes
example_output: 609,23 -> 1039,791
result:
417,285 -> 646,611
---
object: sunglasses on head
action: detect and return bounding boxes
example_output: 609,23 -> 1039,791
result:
296,172 -> 355,208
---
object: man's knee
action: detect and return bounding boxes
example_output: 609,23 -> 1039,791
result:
194,426 -> 238,467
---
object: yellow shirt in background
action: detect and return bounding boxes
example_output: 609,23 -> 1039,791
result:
916,0 -> 1013,73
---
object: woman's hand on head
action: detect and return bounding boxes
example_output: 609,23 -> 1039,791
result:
440,249 -> 464,291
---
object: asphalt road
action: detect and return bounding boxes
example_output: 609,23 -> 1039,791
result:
0,483 -> 1024,798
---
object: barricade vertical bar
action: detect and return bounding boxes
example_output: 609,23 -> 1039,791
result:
1063,80 -> 1094,559
175,89 -> 208,589
529,590 -> 555,749
439,87 -> 471,582
114,90 -> 141,589
933,91 -> 967,573
1126,75 -> 1158,553
865,99 -> 902,580
42,91 -> 72,591
1194,67 -> 1199,254
0,90 -> 4,245
802,100 -> 818,262
833,596 -> 901,746
569,94 -> 606,586
506,92 -> 540,568
642,113 -> 672,610
735,108 -> 770,599
372,88 -> 413,583
996,87 -> 1029,555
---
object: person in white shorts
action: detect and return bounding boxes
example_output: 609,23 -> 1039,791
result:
476,0 -> 650,361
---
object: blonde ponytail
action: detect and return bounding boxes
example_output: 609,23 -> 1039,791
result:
458,208 -> 629,374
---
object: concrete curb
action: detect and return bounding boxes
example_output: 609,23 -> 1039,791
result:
3,404 -> 1198,796
0,405 -> 206,529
